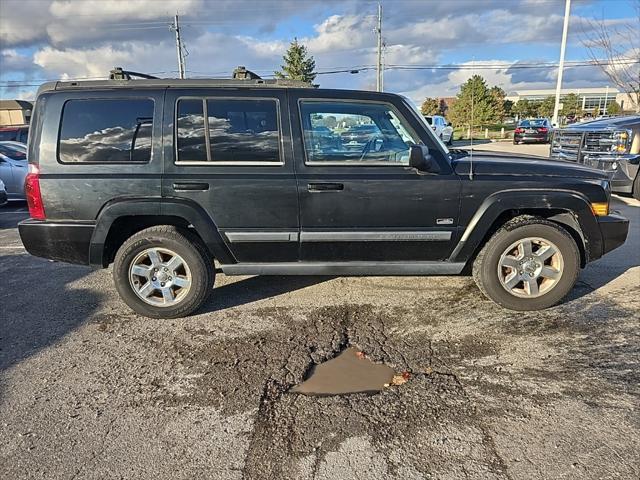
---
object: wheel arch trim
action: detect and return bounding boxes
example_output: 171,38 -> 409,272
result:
448,189 -> 601,265
89,197 -> 235,267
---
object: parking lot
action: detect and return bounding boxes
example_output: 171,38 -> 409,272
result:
1,143 -> 639,480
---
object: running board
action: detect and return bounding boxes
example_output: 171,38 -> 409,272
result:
220,261 -> 465,276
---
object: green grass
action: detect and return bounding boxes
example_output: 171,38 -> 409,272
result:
453,123 -> 516,140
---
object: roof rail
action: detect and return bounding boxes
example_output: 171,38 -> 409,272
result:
109,67 -> 159,80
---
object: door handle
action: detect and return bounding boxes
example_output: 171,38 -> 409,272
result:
172,182 -> 209,191
308,182 -> 344,192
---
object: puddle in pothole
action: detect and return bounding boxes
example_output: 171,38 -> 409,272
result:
291,347 -> 398,396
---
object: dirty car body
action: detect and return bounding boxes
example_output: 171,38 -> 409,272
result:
18,77 -> 629,318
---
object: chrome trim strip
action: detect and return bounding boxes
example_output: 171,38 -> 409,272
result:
221,261 -> 465,276
225,231 -> 299,242
299,231 -> 452,242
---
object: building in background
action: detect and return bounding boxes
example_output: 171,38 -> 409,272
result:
505,87 -> 637,114
0,100 -> 33,127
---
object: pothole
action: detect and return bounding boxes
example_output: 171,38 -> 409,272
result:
291,347 -> 408,396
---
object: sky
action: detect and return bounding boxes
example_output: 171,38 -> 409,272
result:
0,0 -> 638,104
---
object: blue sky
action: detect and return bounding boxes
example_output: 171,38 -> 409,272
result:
0,0 -> 637,102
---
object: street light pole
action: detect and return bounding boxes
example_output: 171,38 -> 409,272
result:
376,2 -> 383,92
171,13 -> 186,79
552,0 -> 571,126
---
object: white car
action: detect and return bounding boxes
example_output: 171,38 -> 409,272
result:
0,141 -> 28,201
424,115 -> 453,145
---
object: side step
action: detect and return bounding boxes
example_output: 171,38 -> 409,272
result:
220,261 -> 465,276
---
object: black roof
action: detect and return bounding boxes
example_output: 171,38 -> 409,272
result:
37,77 -> 314,95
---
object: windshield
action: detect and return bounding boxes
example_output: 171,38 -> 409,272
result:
519,119 -> 546,127
401,96 -> 450,154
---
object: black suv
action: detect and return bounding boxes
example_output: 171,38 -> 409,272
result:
19,76 -> 629,318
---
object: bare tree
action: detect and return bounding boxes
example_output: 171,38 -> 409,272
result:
581,1 -> 640,112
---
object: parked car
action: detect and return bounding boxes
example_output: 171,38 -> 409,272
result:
550,115 -> 640,199
19,76 -> 628,318
0,125 -> 29,143
513,118 -> 552,144
340,124 -> 381,149
0,141 -> 28,201
0,178 -> 7,206
424,115 -> 453,145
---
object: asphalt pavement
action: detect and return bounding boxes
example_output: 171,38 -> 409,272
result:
1,146 -> 639,479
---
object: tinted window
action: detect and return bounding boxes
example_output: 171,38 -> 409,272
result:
59,99 -> 153,163
300,101 -> 418,164
176,99 -> 208,161
207,99 -> 280,162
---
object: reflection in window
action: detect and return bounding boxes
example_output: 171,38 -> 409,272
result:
300,101 -> 418,164
176,99 -> 207,161
59,99 -> 153,163
207,99 -> 280,162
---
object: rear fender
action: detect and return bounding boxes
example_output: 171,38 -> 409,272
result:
90,197 -> 235,267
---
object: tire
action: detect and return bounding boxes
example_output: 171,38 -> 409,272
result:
633,173 -> 640,201
472,216 -> 580,311
113,225 -> 214,318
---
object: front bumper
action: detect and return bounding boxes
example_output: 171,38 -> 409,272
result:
583,154 -> 639,194
597,213 -> 629,257
18,219 -> 95,265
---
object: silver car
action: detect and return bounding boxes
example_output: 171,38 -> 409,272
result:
0,141 -> 28,201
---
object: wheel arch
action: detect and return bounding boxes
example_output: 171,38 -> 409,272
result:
450,190 -> 601,269
90,197 -> 235,267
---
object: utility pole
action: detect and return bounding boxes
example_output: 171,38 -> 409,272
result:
376,2 -> 383,92
552,0 -> 571,126
603,85 -> 609,115
171,13 -> 186,79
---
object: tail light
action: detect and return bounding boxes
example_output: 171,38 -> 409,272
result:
515,127 -> 524,133
538,127 -> 548,133
25,163 -> 45,220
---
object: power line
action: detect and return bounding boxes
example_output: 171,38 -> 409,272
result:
1,59 -> 636,88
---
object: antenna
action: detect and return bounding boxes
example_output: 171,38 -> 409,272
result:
469,59 -> 475,180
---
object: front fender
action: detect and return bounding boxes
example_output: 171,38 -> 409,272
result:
448,189 -> 602,264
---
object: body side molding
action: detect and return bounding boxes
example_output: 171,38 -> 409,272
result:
221,261 -> 465,276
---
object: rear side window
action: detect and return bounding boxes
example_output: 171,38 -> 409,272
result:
175,98 -> 281,163
58,98 -> 154,163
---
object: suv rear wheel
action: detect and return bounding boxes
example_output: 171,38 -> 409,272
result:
472,216 -> 580,310
113,225 -> 214,318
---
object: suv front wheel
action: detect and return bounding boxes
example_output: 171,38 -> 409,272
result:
473,216 -> 580,310
113,225 -> 214,318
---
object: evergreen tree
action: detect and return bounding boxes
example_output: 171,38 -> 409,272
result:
448,75 -> 496,128
489,86 -> 506,122
275,38 -> 316,83
420,97 -> 440,115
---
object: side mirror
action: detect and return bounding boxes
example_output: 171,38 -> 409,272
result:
409,145 -> 438,172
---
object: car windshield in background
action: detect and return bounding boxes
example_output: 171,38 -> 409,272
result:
0,144 -> 27,160
519,119 -> 546,127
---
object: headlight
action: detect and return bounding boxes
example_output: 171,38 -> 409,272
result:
610,129 -> 631,153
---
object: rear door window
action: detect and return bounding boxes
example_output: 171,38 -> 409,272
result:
58,98 -> 154,163
175,98 -> 281,164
